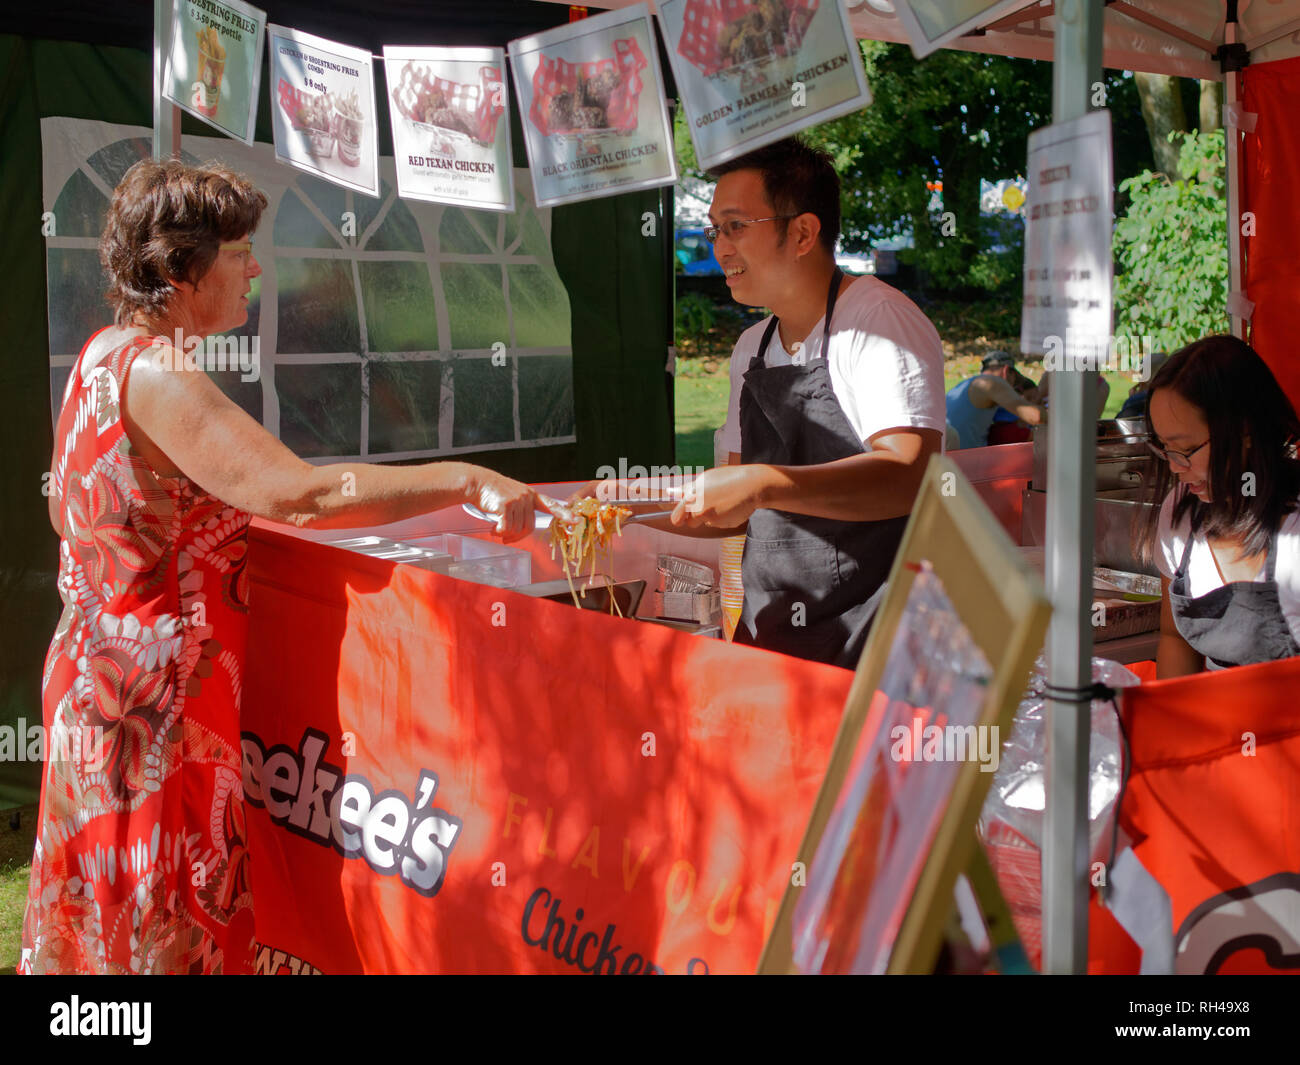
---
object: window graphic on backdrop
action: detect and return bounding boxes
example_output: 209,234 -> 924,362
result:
40,117 -> 574,462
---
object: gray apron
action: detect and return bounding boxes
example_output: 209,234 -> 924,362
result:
1168,525 -> 1300,670
733,270 -> 909,668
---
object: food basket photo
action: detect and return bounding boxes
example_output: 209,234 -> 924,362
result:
528,37 -> 647,155
390,61 -> 506,156
278,79 -> 335,161
675,0 -> 819,92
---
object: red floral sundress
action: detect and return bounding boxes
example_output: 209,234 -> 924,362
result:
21,329 -> 255,974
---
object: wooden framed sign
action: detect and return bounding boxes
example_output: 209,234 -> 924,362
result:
758,455 -> 1051,974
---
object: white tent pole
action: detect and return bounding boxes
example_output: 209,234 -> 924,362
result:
1224,18 -> 1246,341
153,0 -> 181,160
1041,0 -> 1103,977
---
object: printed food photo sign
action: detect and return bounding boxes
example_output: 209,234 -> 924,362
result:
508,2 -> 677,209
163,0 -> 267,144
658,0 -> 872,169
383,45 -> 516,213
268,23 -> 380,197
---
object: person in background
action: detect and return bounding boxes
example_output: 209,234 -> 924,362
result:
988,361 -> 1045,445
945,350 -> 1046,449
25,159 -> 556,975
1139,335 -> 1300,678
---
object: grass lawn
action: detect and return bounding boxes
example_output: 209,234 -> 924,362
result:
675,357 -> 731,470
0,804 -> 37,974
677,351 -> 1136,465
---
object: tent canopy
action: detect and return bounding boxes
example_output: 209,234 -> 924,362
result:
553,1 -> 1300,78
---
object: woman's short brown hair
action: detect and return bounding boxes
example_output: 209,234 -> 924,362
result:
101,158 -> 268,327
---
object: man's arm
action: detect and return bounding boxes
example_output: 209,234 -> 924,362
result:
603,451 -> 748,538
972,375 -> 1046,426
670,427 -> 942,528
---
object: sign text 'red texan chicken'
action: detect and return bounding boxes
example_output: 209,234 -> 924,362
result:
382,44 -> 516,213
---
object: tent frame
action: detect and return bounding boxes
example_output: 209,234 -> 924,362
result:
148,0 -> 1276,974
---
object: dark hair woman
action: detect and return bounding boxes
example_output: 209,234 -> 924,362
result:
24,159 -> 556,974
1138,335 -> 1300,678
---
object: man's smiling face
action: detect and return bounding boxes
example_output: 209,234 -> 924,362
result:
708,169 -> 793,308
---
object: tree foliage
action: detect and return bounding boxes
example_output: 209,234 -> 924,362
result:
675,42 -> 1155,298
818,41 -> 1052,294
1112,128 -> 1229,351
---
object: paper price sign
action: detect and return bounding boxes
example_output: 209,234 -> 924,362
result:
508,2 -> 677,208
383,46 -> 516,213
658,0 -> 872,169
163,0 -> 267,144
1020,110 -> 1114,363
268,24 -> 380,198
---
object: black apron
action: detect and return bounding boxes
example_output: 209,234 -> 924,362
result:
733,270 -> 909,669
1168,526 -> 1300,670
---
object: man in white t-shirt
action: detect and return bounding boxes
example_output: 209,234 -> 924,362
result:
665,138 -> 945,667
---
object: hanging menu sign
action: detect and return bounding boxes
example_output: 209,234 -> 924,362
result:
1020,110 -> 1114,364
163,0 -> 267,144
658,0 -> 872,169
383,46 -> 515,213
508,2 -> 677,208
268,24 -> 380,197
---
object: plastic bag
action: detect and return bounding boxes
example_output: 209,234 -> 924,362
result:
976,653 -> 1141,968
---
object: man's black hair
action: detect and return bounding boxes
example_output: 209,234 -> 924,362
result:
709,137 -> 841,255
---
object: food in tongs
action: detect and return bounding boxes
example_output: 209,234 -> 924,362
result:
549,497 -> 633,614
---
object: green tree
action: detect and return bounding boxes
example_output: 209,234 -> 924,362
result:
1134,72 -> 1223,178
1112,128 -> 1229,351
675,43 -> 1154,298
820,41 -> 1052,294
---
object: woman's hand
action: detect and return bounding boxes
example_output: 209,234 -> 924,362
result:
465,467 -> 549,543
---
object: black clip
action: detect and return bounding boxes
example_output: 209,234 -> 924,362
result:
1215,42 -> 1251,74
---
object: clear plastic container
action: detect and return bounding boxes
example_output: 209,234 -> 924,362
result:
324,535 -> 452,573
403,532 -> 531,588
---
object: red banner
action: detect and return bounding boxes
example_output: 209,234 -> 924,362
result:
241,497 -> 1300,973
1102,656 -> 1300,974
1243,56 -> 1300,411
240,525 -> 851,974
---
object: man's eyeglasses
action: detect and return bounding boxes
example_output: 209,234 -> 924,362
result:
1147,438 -> 1209,469
703,216 -> 796,244
219,241 -> 253,262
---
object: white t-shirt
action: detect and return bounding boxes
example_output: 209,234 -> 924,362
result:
718,276 -> 946,456
1154,491 -> 1300,647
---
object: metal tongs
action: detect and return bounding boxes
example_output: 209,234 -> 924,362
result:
543,493 -> 677,527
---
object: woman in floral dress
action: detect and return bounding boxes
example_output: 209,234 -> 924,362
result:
22,158 -> 553,974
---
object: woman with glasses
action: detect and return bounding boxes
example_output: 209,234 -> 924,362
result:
1139,335 -> 1300,677
24,159 -> 555,974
